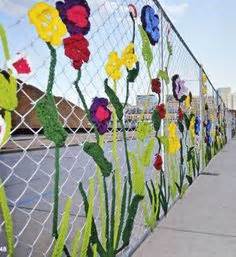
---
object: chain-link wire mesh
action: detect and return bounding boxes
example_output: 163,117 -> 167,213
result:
0,0 -> 232,257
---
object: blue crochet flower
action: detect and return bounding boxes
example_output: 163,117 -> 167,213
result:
194,116 -> 201,135
206,119 -> 212,133
204,119 -> 212,146
141,5 -> 160,45
205,134 -> 212,146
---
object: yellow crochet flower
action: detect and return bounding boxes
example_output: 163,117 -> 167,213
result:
202,85 -> 207,96
189,117 -> 195,140
28,2 -> 67,46
202,73 -> 207,84
184,95 -> 191,109
202,73 -> 208,95
121,43 -> 137,70
105,51 -> 122,81
167,122 -> 180,154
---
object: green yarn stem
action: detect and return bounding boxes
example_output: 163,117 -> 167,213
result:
120,121 -> 132,203
46,43 -> 56,95
0,24 -> 10,62
74,70 -> 100,143
53,146 -> 60,237
123,79 -> 129,108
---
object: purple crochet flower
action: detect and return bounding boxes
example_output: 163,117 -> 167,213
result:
172,74 -> 189,102
90,97 -> 112,135
56,0 -> 90,35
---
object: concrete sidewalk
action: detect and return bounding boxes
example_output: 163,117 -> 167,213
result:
133,138 -> 236,257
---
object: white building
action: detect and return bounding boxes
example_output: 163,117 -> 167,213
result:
231,93 -> 236,110
136,94 -> 158,112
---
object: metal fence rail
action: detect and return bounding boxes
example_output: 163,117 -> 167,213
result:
0,1 -> 232,257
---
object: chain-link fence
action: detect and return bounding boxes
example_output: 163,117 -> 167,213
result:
0,0 -> 233,257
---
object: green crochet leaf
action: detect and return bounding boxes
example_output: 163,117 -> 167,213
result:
169,156 -> 179,201
0,24 -> 10,61
97,172 -> 107,249
51,198 -> 72,257
127,62 -> 139,83
0,179 -> 14,257
0,71 -> 18,111
159,135 -> 169,149
122,195 -> 143,246
178,121 -> 184,133
158,69 -> 170,85
71,229 -> 81,257
187,147 -> 195,162
129,152 -> 145,197
92,244 -> 97,257
83,142 -> 112,177
141,138 -> 155,167
79,182 -> 105,256
36,95 -> 68,146
1,111 -> 11,147
152,110 -> 161,133
115,179 -> 127,251
184,113 -> 190,130
81,178 -> 95,257
113,169 -> 122,249
104,79 -> 123,121
167,39 -> 173,56
138,25 -> 153,68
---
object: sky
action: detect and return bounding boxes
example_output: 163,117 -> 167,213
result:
161,0 -> 236,91
0,0 -> 235,105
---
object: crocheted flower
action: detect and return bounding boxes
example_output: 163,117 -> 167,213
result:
184,93 -> 192,109
121,43 -> 137,70
63,34 -> 90,69
141,5 -> 160,45
136,121 -> 152,141
172,74 -> 189,102
28,2 -> 67,46
156,104 -> 166,119
0,114 -> 6,146
178,107 -> 184,121
205,134 -> 212,146
105,52 -> 122,81
90,97 -> 112,135
194,116 -> 201,135
205,119 -> 212,134
56,0 -> 90,35
154,154 -> 162,170
151,78 -> 161,94
7,54 -> 31,75
190,116 -> 195,139
128,4 -> 137,18
167,122 -> 180,154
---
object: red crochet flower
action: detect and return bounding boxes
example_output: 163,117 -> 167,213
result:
151,78 -> 161,94
178,107 -> 184,121
156,103 -> 166,119
63,34 -> 90,70
12,57 -> 31,74
154,154 -> 163,170
128,4 -> 137,18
